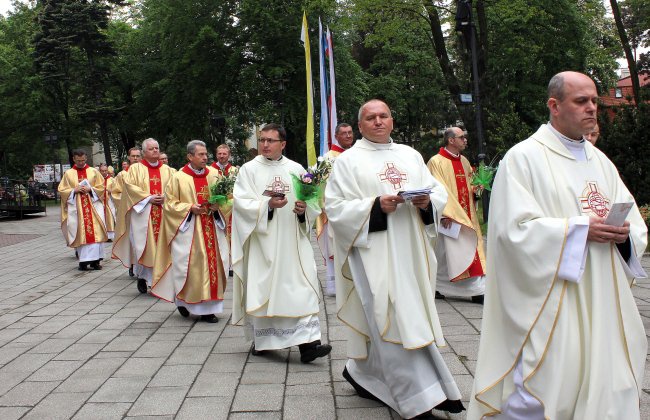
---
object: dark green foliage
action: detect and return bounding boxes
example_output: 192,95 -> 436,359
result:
598,103 -> 650,205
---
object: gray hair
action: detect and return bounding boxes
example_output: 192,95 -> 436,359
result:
187,140 -> 206,155
357,99 -> 392,122
443,127 -> 460,145
141,138 -> 158,150
548,73 -> 565,101
335,123 -> 352,135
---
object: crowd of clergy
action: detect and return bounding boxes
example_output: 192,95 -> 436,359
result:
56,71 -> 648,419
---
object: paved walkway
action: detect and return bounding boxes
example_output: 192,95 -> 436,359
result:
0,211 -> 648,419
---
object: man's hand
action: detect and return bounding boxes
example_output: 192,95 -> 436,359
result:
75,185 -> 89,194
209,203 -> 220,212
268,195 -> 288,209
379,194 -> 405,214
410,194 -> 430,210
587,217 -> 630,244
293,200 -> 307,215
150,194 -> 164,205
190,204 -> 207,215
441,217 -> 452,229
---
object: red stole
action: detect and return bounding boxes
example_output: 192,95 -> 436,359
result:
182,165 -> 223,300
141,159 -> 163,242
75,165 -> 96,244
330,144 -> 346,153
210,161 -> 232,176
438,147 -> 484,277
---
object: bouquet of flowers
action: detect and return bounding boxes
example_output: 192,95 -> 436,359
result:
209,167 -> 238,206
291,157 -> 333,206
470,160 -> 498,197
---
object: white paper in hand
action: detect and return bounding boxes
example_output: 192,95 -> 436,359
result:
604,202 -> 633,227
439,221 -> 461,239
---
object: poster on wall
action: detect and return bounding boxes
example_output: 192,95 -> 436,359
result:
33,164 -> 55,183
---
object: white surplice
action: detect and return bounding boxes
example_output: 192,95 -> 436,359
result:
468,124 -> 648,420
231,155 -> 323,350
325,138 -> 463,418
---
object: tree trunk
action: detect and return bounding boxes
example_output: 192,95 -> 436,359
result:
422,1 -> 473,128
610,0 -> 641,107
99,121 -> 113,167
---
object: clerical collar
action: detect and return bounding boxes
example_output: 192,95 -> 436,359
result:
141,159 -> 160,169
74,164 -> 89,170
265,155 -> 284,161
359,137 -> 393,150
188,164 -> 205,175
547,123 -> 586,161
444,147 -> 460,158
216,162 -> 227,169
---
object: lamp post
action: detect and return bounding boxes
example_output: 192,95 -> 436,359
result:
455,0 -> 486,163
456,0 -> 489,221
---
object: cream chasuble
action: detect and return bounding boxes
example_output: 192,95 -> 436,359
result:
427,149 -> 486,297
325,138 -> 450,357
111,161 -> 174,278
231,155 -> 322,349
58,165 -> 108,252
151,165 -> 228,314
468,124 -> 648,420
325,138 -> 464,418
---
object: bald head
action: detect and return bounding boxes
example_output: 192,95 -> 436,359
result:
357,100 -> 394,143
547,72 -> 598,140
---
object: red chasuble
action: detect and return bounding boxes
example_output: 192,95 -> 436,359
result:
182,165 -> 223,300
141,159 -> 163,242
438,147 -> 484,278
330,144 -> 346,154
210,161 -> 233,176
75,165 -> 96,244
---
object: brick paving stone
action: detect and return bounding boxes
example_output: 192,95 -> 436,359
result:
22,391 -> 91,420
127,386 -> 188,417
175,396 -> 231,420
72,402 -> 131,420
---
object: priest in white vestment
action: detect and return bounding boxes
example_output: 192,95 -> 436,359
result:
152,141 -> 228,323
58,149 -> 108,271
468,72 -> 648,420
325,100 -> 464,419
231,123 -> 332,363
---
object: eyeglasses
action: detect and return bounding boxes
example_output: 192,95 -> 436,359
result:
259,138 -> 283,144
453,135 -> 466,139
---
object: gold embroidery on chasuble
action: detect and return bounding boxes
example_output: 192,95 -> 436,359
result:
76,167 -> 96,244
579,181 -> 610,218
378,162 -> 408,190
190,170 -> 225,301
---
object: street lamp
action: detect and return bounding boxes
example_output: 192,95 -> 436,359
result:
455,0 -> 486,163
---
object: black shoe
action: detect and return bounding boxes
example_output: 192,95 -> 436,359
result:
299,341 -> 332,363
78,262 -> 88,271
471,294 -> 484,305
229,269 -> 233,277
177,306 -> 190,317
137,278 -> 147,294
90,260 -> 102,270
201,314 -> 218,323
412,411 -> 436,419
128,266 -> 134,277
434,399 -> 465,413
435,291 -> 445,300
342,367 -> 383,403
250,344 -> 266,356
